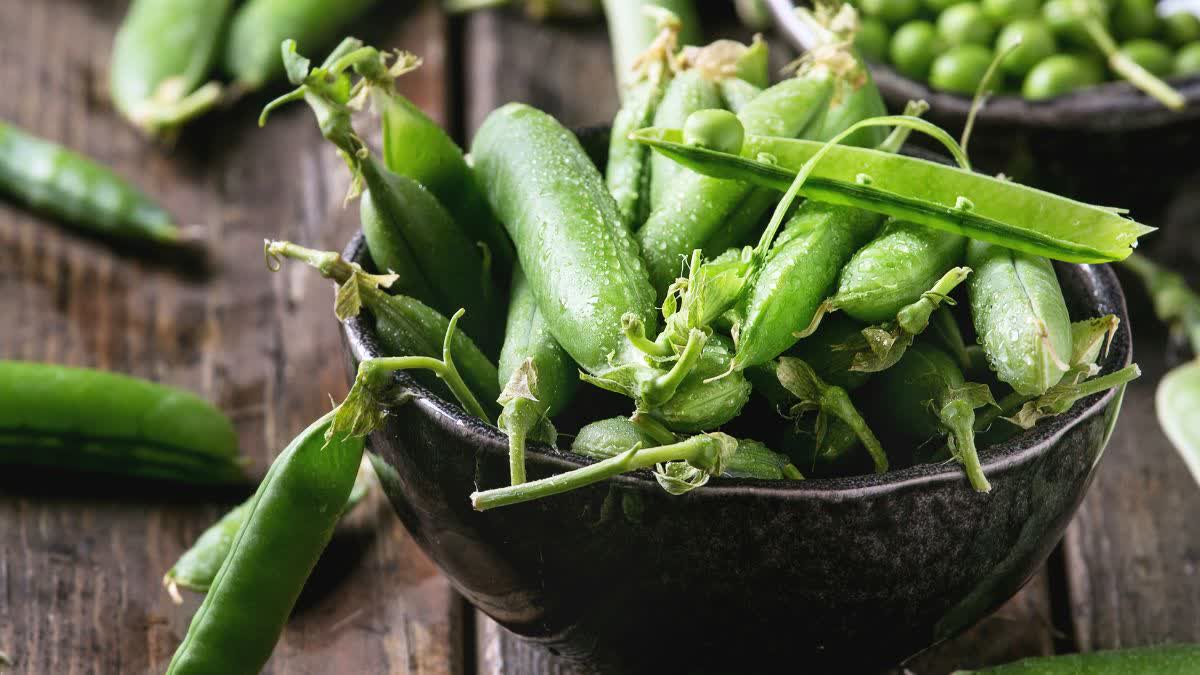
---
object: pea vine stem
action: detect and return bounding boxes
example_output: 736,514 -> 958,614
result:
1074,1 -> 1184,110
471,434 -> 722,510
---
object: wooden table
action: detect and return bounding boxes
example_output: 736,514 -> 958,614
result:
2,2 -> 1197,673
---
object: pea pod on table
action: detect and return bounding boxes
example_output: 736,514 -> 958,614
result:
0,121 -> 179,244
261,41 -> 503,355
165,411 -> 365,675
164,457 -> 374,601
109,0 -> 233,137
223,0 -> 378,92
0,361 -> 243,484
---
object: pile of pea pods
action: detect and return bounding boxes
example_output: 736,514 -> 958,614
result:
851,0 -> 1199,104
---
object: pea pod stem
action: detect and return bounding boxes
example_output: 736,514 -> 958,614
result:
334,309 -> 491,439
631,124 -> 1152,263
940,397 -> 990,492
776,357 -> 888,473
875,99 -> 930,154
1072,0 -> 1185,110
471,432 -> 732,510
642,329 -> 708,407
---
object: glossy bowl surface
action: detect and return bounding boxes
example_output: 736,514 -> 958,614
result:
341,232 -> 1131,673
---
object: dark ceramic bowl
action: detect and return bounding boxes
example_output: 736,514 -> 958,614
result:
340,132 -> 1133,673
764,0 -> 1200,227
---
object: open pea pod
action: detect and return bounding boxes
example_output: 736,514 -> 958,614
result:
630,126 -> 1153,263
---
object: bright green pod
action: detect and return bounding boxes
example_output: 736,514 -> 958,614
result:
166,412 -> 364,675
571,416 -> 799,479
637,73 -> 836,295
496,266 -> 579,483
646,335 -> 752,432
811,61 -> 889,148
266,242 -> 501,413
359,157 -> 502,356
0,121 -> 179,243
602,0 -> 703,95
731,201 -> 883,370
630,126 -> 1154,263
833,220 -> 968,323
865,342 -> 993,491
109,0 -> 233,136
958,644 -> 1200,674
967,240 -> 1071,396
648,70 -> 725,214
377,90 -> 515,281
608,77 -> 670,229
471,103 -> 657,376
0,361 -> 242,484
223,0 -> 377,89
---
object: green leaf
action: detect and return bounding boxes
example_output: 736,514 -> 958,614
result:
1158,361 -> 1200,487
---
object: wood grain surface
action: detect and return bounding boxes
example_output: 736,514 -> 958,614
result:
0,2 -> 1196,674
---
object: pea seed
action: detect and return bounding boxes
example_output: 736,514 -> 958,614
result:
938,3 -> 997,46
1163,12 -> 1200,47
996,19 -> 1058,77
1022,53 -> 1103,99
930,44 -> 995,93
1118,38 -> 1175,77
981,0 -> 1039,23
891,20 -> 945,78
856,18 -> 892,62
860,0 -> 922,26
1111,0 -> 1159,41
1177,41 -> 1200,75
683,109 -> 745,155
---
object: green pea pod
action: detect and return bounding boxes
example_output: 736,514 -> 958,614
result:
223,0 -> 377,90
643,334 -> 752,432
955,644 -> 1200,674
266,242 -> 501,415
261,44 -> 502,354
471,103 -> 657,377
359,157 -> 502,356
867,342 -> 995,491
833,220 -> 968,323
497,266 -> 578,483
637,73 -> 837,295
769,357 -> 888,473
968,240 -> 1071,396
571,416 -> 800,479
648,36 -> 767,214
606,10 -> 681,229
166,411 -> 365,675
0,121 -> 179,243
629,125 -> 1154,263
730,201 -> 883,370
602,0 -> 703,96
164,458 -> 374,599
0,361 -> 242,484
368,67 -> 515,282
841,266 -> 973,373
794,6 -> 889,148
109,0 -> 232,137
646,71 -> 723,216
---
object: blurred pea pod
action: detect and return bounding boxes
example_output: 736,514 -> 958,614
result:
1120,253 -> 1200,486
603,0 -> 703,97
110,0 -> 233,137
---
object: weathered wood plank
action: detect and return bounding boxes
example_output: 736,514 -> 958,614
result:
0,2 -> 460,673
1063,275 -> 1200,652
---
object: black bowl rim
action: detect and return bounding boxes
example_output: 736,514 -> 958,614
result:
764,0 -> 1200,132
340,232 -> 1131,501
